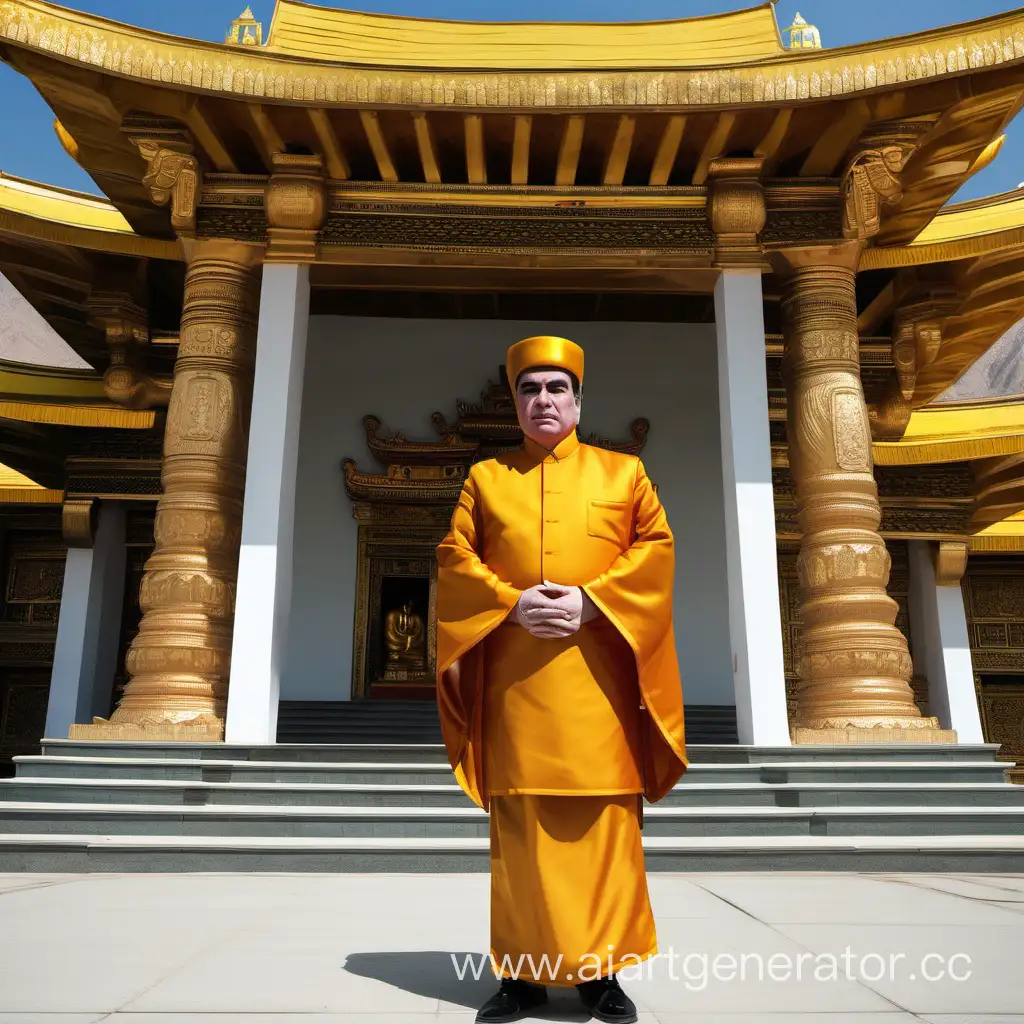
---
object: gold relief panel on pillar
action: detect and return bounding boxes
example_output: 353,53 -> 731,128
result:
152,509 -> 240,554
165,373 -> 237,457
831,389 -> 871,471
137,569 -> 234,618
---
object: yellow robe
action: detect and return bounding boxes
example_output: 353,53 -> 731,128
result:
435,429 -> 688,986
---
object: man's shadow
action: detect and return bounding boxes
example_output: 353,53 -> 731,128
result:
343,950 -> 591,1019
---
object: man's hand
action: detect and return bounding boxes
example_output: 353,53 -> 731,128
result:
512,580 -> 600,638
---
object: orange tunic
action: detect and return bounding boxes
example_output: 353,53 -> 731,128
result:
436,430 -> 688,810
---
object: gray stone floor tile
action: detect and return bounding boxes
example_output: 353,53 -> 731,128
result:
121,930 -> 448,1014
774,922 -> 1024,1015
644,876 -> 758,920
598,917 -> 898,1014
880,874 -> 1024,903
0,874 -> 84,893
0,1016 -> 109,1023
651,1016 -> 921,1024
695,873 -> 1022,925
949,874 -> 1024,893
917,1017 -> 1024,1023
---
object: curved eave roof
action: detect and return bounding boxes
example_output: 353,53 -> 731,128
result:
3,0 -> 1024,102
874,402 -> 1024,465
864,183 -> 1024,269
0,171 -> 179,258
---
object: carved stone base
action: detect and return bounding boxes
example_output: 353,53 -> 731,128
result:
791,725 -> 957,744
69,715 -> 224,742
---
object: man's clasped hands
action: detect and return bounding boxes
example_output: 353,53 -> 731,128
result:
510,580 -> 600,638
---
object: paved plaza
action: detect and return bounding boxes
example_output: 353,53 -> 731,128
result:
1,871 -> 1023,1023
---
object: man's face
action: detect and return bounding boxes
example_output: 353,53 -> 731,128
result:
515,369 -> 580,446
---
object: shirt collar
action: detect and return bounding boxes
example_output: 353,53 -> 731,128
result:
523,429 -> 580,464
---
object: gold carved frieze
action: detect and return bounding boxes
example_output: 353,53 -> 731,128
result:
5,0 -> 1024,108
317,203 -> 714,257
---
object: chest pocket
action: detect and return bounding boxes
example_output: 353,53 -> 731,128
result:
587,498 -> 631,549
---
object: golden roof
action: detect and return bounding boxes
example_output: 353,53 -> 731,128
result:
0,171 -> 133,235
264,0 -> 785,69
2,0 -> 1024,100
0,171 -> 179,258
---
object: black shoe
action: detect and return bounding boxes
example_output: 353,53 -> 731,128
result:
475,977 -> 549,1023
576,973 -> 638,1023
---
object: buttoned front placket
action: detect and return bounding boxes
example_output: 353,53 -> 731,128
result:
541,453 -> 558,582
523,430 -> 580,584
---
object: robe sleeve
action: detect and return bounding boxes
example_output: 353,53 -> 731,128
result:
582,458 -> 689,800
435,469 -> 522,809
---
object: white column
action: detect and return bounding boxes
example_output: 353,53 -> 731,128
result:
714,270 -> 791,745
908,540 -> 983,741
45,502 -> 126,737
225,263 -> 310,743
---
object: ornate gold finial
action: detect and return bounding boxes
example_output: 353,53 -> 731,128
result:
225,6 -> 262,47
783,12 -> 822,50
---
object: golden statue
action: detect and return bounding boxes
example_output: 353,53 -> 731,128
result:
385,599 -> 426,666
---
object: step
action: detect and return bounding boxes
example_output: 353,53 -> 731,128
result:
5,802 -> 1024,839
14,755 -> 1012,786
38,739 -> 1007,765
1,832 -> 1022,872
40,741 -> 454,764
5,775 -> 1023,809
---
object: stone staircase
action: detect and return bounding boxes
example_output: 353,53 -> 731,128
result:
1,738 -> 1023,872
276,700 -> 740,744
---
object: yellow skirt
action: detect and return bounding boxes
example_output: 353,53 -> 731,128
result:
489,793 -> 657,988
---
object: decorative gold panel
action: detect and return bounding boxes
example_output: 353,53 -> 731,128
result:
963,555 -> 1024,766
0,513 -> 66,766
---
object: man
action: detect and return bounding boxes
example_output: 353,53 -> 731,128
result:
436,335 -> 688,1024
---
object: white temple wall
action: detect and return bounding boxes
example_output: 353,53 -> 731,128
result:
283,316 -> 734,707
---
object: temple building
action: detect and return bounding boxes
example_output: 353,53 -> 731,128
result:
2,0 -> 1024,869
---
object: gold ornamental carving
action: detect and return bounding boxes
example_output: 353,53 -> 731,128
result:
62,499 -> 96,548
868,288 -> 958,441
781,261 -> 955,744
135,140 -> 201,235
88,288 -> 173,410
5,0 -> 1024,108
265,152 -> 327,263
70,242 -> 259,742
933,541 -> 968,586
842,146 -> 912,242
706,157 -> 766,269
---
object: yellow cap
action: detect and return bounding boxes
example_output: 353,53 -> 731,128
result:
506,335 -> 584,389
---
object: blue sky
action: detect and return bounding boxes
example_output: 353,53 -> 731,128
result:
1,1 -> 1020,203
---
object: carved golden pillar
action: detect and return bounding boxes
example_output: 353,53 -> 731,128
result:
782,254 -> 955,743
71,241 -> 260,740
